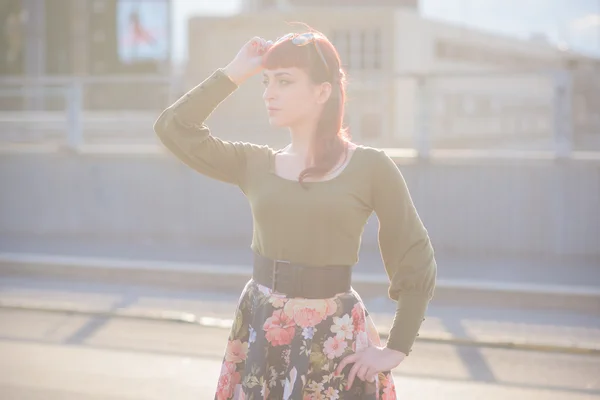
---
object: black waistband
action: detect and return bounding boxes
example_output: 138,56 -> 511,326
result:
252,251 -> 352,299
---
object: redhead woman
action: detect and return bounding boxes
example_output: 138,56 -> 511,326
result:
154,29 -> 437,400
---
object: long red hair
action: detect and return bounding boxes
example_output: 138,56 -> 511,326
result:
261,27 -> 351,186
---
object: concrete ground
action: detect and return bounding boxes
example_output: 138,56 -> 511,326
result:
1,236 -> 599,398
1,276 -> 599,355
1,308 -> 599,400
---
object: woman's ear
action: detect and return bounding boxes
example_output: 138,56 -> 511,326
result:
316,82 -> 333,105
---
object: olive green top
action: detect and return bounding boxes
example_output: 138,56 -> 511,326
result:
153,68 -> 437,355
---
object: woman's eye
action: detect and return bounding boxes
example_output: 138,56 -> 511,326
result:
262,79 -> 291,86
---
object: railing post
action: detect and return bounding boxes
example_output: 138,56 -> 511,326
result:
415,74 -> 431,159
552,69 -> 573,159
66,80 -> 83,151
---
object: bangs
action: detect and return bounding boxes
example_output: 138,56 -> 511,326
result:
262,39 -> 316,72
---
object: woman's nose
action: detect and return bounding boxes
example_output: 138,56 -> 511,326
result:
262,87 -> 276,102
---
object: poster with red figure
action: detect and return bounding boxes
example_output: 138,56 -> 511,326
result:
117,0 -> 169,64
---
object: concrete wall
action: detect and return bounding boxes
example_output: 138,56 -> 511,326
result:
1,151 -> 598,258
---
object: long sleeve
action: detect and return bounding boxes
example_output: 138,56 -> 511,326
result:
153,68 -> 268,187
371,150 -> 437,355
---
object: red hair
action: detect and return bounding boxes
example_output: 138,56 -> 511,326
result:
261,27 -> 350,186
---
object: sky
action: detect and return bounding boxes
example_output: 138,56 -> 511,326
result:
170,0 -> 600,62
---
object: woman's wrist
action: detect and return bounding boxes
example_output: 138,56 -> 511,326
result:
383,346 -> 407,358
222,63 -> 247,86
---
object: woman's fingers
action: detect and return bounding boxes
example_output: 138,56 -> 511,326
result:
337,349 -> 381,389
346,361 -> 361,389
248,36 -> 266,54
356,363 -> 370,382
347,361 -> 375,389
335,352 -> 359,376
366,368 -> 377,383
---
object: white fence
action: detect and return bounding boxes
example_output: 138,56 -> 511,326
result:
0,75 -> 179,149
0,69 -> 598,156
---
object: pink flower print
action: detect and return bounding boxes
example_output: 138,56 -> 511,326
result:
282,347 -> 291,366
269,295 -> 287,308
283,298 -> 337,329
323,335 -> 348,360
366,315 -> 382,347
381,374 -> 397,400
258,284 -> 272,296
263,309 -> 296,346
216,361 -> 240,400
352,331 -> 369,353
309,391 -> 326,400
330,314 -> 354,340
351,303 -> 366,333
324,386 -> 340,400
225,339 -> 248,364
307,381 -> 324,393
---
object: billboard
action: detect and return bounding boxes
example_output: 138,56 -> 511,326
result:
116,0 -> 169,64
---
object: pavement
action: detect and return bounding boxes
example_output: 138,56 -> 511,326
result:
0,236 -> 599,356
2,308 -> 600,399
1,237 -> 599,313
1,274 -> 599,357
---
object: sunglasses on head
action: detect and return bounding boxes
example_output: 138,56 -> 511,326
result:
275,32 -> 330,75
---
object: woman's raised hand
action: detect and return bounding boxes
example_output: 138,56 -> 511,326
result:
224,36 -> 273,86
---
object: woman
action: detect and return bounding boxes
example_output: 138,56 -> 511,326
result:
154,30 -> 436,399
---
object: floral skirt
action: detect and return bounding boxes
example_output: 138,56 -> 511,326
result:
215,279 -> 397,399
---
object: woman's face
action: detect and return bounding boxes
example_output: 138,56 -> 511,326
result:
262,67 -> 330,128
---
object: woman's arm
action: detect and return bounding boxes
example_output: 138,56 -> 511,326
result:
370,149 -> 437,356
153,37 -> 273,187
153,68 -> 267,187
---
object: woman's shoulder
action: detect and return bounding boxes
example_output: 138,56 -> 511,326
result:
235,141 -> 275,157
352,143 -> 390,163
351,145 -> 404,180
224,141 -> 275,172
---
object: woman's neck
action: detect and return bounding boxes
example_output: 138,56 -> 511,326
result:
286,119 -> 318,163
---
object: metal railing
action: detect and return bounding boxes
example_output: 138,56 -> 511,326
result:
397,69 -> 585,158
1,69 -> 598,157
0,75 -> 180,150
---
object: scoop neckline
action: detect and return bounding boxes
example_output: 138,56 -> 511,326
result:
269,145 -> 363,184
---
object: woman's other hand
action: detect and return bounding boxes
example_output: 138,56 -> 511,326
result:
335,346 -> 406,390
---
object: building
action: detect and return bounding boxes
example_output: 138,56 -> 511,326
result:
186,4 -> 598,149
242,0 -> 418,11
0,0 -> 173,110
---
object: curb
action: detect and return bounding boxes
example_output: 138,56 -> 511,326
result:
1,252 -> 600,314
1,299 -> 599,357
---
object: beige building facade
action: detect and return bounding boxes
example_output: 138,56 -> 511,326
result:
186,7 -> 595,150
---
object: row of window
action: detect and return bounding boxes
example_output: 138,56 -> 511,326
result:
329,29 -> 383,71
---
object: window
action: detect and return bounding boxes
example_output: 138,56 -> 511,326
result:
331,28 -> 383,71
